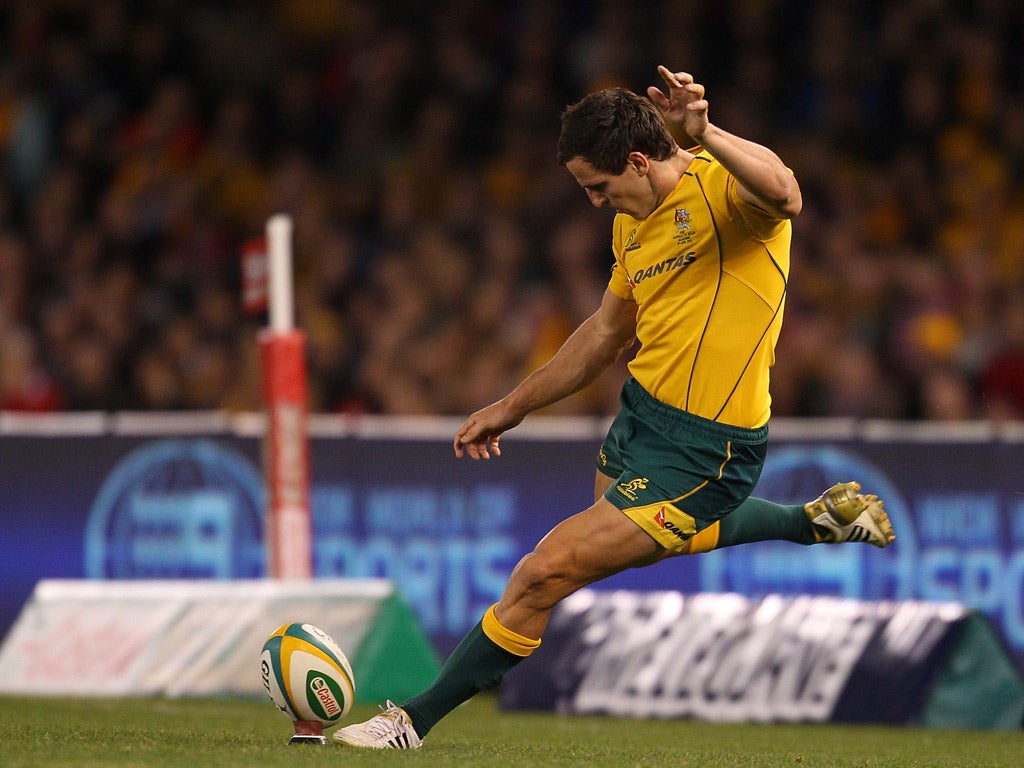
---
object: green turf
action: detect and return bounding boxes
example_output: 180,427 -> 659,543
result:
2,693 -> 1022,768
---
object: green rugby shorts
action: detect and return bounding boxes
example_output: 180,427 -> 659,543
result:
597,377 -> 768,551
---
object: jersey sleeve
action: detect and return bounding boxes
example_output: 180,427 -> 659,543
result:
607,216 -> 634,299
725,170 -> 790,242
608,260 -> 633,299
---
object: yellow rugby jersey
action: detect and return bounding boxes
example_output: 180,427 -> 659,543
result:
608,150 -> 791,428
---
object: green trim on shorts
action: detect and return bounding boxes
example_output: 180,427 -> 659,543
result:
597,378 -> 767,551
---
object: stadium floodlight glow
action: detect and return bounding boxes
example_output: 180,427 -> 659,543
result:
259,213 -> 314,579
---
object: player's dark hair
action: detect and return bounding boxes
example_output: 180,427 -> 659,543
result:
557,88 -> 677,173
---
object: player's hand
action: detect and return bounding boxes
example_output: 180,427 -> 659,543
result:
647,65 -> 709,141
453,401 -> 524,460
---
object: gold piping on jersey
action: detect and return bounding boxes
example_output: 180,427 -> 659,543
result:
608,151 -> 791,428
689,170 -> 788,422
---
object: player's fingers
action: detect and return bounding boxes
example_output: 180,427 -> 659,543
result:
646,85 -> 669,109
454,419 -> 480,457
686,83 -> 705,99
657,66 -> 688,91
456,433 -> 484,460
454,412 -> 504,460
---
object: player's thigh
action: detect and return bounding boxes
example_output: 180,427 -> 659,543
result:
534,496 -> 666,583
594,469 -> 615,503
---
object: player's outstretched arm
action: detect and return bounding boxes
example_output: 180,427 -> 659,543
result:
647,64 -> 801,220
453,400 -> 521,460
454,288 -> 637,460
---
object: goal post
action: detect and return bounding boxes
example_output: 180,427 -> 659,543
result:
258,213 -> 314,578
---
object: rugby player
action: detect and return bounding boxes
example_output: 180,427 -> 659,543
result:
336,65 -> 895,750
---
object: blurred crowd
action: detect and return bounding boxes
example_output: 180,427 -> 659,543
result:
0,0 -> 1022,421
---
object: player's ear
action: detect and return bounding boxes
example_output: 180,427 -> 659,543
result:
626,152 -> 649,175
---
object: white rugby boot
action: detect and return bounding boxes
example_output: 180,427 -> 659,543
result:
804,481 -> 895,547
333,700 -> 423,749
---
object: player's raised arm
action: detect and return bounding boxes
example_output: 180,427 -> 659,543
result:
647,65 -> 801,220
454,288 -> 637,460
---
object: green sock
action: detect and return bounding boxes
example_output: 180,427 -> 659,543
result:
401,619 -> 524,738
715,496 -> 818,547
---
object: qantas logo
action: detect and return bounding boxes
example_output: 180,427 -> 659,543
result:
631,252 -> 697,287
654,506 -> 691,542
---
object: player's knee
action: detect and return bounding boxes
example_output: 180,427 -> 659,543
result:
508,549 -> 579,608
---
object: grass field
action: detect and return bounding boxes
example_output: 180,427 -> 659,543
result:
2,693 -> 1022,768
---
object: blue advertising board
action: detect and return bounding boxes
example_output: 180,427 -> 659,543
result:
1,418 -> 1023,664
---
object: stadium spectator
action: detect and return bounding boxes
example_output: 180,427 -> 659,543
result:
0,0 -> 1019,423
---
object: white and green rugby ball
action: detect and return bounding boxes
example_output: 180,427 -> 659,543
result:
260,622 -> 355,725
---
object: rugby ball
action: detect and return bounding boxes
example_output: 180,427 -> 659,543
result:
260,622 -> 355,726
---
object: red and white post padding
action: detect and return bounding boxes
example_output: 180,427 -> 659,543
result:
260,214 -> 313,579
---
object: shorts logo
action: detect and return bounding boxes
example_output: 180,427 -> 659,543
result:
598,449 -> 608,467
617,477 -> 648,501
654,506 -> 691,542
